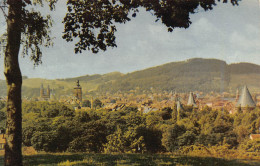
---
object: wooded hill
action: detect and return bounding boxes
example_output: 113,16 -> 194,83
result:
0,58 -> 260,98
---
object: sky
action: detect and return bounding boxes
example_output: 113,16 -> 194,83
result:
0,0 -> 260,79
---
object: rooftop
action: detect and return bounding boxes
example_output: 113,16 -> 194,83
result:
236,86 -> 256,108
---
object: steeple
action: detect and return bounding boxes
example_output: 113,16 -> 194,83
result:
76,80 -> 81,88
187,92 -> 197,107
39,84 -> 51,101
74,80 -> 82,102
236,85 -> 256,108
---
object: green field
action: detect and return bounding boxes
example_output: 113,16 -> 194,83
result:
1,153 -> 260,166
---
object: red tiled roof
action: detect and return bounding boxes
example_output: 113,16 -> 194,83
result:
250,134 -> 260,140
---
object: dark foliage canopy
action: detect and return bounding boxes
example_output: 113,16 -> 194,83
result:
2,0 -> 57,65
63,0 -> 239,54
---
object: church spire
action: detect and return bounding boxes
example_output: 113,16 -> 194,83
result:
187,92 -> 197,107
236,85 -> 256,108
74,80 -> 82,102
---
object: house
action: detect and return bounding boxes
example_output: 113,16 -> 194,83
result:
250,134 -> 260,140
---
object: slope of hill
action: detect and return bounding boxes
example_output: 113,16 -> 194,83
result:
20,72 -> 123,98
228,63 -> 260,93
96,58 -> 231,93
229,63 -> 260,74
1,58 -> 260,98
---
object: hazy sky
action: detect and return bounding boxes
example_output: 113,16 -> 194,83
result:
0,0 -> 260,79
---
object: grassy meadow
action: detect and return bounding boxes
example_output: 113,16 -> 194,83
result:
1,153 -> 260,166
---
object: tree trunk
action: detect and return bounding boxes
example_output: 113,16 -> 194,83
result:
4,0 -> 23,165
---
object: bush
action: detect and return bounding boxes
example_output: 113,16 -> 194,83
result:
240,138 -> 260,152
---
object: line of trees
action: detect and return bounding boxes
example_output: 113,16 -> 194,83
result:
0,101 -> 259,154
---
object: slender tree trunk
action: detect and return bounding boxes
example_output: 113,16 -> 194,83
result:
4,0 -> 23,165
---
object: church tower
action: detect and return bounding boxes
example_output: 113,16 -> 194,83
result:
74,80 -> 82,102
40,84 -> 51,101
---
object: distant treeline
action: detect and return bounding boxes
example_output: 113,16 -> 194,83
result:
0,101 -> 260,153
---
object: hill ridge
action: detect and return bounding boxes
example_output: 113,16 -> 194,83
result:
0,58 -> 259,98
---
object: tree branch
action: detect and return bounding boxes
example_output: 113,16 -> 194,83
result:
0,5 -> 7,21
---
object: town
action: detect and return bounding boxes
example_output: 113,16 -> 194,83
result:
34,80 -> 259,115
1,0 -> 260,165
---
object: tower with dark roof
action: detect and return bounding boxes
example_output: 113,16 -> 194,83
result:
74,80 -> 82,102
236,85 -> 256,108
40,84 -> 51,101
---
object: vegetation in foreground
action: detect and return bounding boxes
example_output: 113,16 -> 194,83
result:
1,100 -> 260,165
0,153 -> 260,166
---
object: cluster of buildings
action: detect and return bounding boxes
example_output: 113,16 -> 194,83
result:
176,85 -> 257,114
36,79 -> 259,115
38,80 -> 83,104
99,85 -> 258,114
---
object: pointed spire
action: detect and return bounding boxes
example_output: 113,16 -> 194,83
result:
187,92 -> 197,107
236,85 -> 256,108
76,80 -> 81,87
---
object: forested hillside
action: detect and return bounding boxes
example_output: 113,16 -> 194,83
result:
97,58 -> 231,93
0,58 -> 260,98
